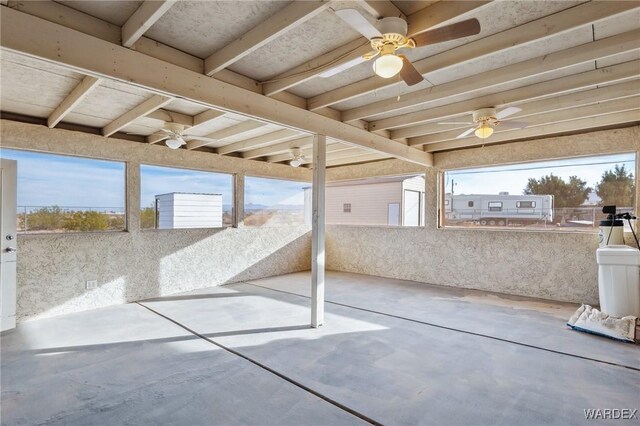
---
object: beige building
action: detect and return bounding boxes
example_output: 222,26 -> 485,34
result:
306,175 -> 425,226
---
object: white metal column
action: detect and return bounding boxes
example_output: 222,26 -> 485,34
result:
311,134 -> 326,328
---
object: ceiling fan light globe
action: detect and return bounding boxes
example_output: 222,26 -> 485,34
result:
290,158 -> 301,168
373,53 -> 403,78
165,138 -> 183,149
474,123 -> 494,139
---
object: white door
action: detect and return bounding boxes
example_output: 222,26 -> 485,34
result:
404,190 -> 420,226
1,159 -> 17,331
388,203 -> 400,226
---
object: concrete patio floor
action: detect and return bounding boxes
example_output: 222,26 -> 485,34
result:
2,271 -> 638,425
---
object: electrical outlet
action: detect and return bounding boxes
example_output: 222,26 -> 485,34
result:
85,280 -> 98,290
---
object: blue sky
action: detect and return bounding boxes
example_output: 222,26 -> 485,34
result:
0,149 -> 306,209
1,149 -> 125,209
244,176 -> 306,207
140,164 -> 233,208
445,153 -> 636,196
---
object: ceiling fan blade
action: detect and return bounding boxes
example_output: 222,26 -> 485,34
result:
399,56 -> 424,86
496,106 -> 522,119
335,9 -> 382,39
438,121 -> 473,125
319,56 -> 367,78
411,18 -> 481,47
499,120 -> 529,130
456,127 -> 477,139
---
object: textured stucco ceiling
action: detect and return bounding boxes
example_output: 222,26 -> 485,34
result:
145,1 -> 291,59
56,0 -> 143,26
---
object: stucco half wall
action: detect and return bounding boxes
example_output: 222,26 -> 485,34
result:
1,120 -> 312,321
326,126 -> 640,305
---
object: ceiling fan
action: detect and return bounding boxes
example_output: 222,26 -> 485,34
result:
333,9 -> 481,85
289,147 -> 307,167
157,122 -> 187,149
438,107 -> 529,139
130,122 -> 189,149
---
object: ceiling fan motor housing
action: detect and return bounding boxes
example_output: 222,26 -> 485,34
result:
164,122 -> 185,134
473,107 -> 498,123
377,17 -> 407,37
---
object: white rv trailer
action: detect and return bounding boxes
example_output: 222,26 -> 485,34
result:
444,193 -> 553,226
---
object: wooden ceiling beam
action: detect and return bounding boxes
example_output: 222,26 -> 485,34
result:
204,0 -> 331,76
4,0 -> 345,122
267,143 -> 354,164
184,109 -> 227,134
145,109 -> 194,127
242,136 -> 315,159
47,75 -> 101,128
102,95 -> 173,137
352,30 -> 640,125
384,60 -> 640,138
325,152 -> 389,168
425,110 -> 640,153
121,0 -> 176,48
186,121 -> 267,150
410,96 -> 640,148
217,129 -> 303,155
261,1 -> 489,96
307,1 -> 639,111
357,1 -> 406,19
1,6 -> 432,165
396,78 -> 640,140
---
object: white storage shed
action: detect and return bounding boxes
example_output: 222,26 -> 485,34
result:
155,192 -> 223,229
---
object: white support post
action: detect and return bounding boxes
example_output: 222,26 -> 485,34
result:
311,134 -> 326,328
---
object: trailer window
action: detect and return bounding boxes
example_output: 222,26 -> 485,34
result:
488,202 -> 503,212
517,201 -> 536,208
343,203 -> 351,213
440,152 -> 636,231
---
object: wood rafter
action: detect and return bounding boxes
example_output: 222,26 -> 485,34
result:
186,121 -> 266,150
242,136 -> 314,159
267,142 -> 353,163
411,96 -> 640,149
357,1 -> 405,19
425,110 -> 640,153
217,129 -> 303,155
307,1 -> 639,111
204,0 -> 331,76
0,6 -> 432,165
121,0 -> 176,48
145,109 -> 194,127
354,33 -> 640,126
102,95 -> 173,137
3,0 -> 345,125
47,75 -> 101,128
262,1 -> 489,96
409,81 -> 640,142
386,60 -> 640,139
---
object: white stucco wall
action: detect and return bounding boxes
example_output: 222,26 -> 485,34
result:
326,126 -> 640,304
1,120 -> 312,321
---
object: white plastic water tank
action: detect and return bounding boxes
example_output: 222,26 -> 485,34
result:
596,245 -> 640,317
